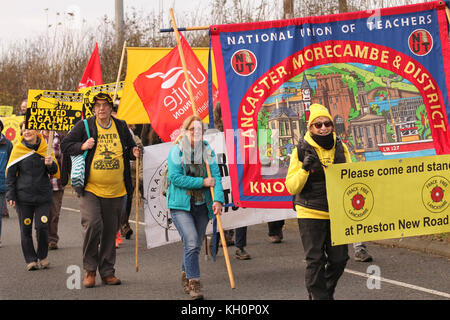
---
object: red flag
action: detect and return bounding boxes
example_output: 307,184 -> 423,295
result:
133,34 -> 217,142
78,43 -> 103,90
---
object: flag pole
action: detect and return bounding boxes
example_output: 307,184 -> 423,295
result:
46,131 -> 54,157
169,8 -> 236,290
445,5 -> 450,23
113,40 -> 127,104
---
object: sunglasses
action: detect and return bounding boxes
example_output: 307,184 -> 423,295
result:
311,121 -> 333,129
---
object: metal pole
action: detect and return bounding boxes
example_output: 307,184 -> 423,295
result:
115,0 -> 124,48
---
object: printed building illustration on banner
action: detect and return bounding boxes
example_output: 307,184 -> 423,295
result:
257,63 -> 432,178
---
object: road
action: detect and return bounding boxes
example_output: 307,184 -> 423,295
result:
0,189 -> 449,307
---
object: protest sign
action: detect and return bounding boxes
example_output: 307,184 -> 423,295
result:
1,115 -> 24,145
25,90 -> 83,131
326,154 -> 450,245
142,132 -> 296,249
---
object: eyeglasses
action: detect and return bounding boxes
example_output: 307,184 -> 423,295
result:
94,102 -> 111,109
311,121 -> 333,129
187,127 -> 202,133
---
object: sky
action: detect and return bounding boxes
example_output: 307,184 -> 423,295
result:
0,0 -> 204,45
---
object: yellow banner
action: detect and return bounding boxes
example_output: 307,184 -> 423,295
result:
79,81 -> 124,118
326,155 -> 450,245
117,47 -> 216,125
26,90 -> 83,131
1,115 -> 24,146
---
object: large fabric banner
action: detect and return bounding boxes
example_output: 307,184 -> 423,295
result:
211,1 -> 450,209
117,46 -> 217,125
326,155 -> 450,245
133,34 -> 218,142
25,90 -> 83,131
142,132 -> 296,249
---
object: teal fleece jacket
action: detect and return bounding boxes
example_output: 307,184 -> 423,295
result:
167,140 -> 224,220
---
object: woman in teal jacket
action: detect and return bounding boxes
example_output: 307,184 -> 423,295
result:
167,115 -> 224,300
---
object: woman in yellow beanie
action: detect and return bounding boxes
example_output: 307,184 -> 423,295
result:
285,103 -> 351,300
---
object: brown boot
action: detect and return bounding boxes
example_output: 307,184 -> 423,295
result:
188,279 -> 204,300
83,271 -> 96,288
181,271 -> 189,294
101,275 -> 122,285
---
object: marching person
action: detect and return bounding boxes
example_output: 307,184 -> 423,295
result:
0,119 -> 13,248
6,122 -> 59,270
285,104 -> 351,300
61,92 -> 141,288
41,130 -> 65,250
168,115 -> 224,300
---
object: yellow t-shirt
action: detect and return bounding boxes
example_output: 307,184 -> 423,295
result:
85,120 -> 126,198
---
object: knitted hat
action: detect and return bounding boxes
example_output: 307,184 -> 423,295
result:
91,92 -> 113,107
308,104 -> 333,127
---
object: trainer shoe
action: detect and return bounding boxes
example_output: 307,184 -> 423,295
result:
38,258 -> 50,269
26,262 -> 39,271
48,242 -> 58,250
354,248 -> 373,262
235,248 -> 251,260
269,235 -> 282,243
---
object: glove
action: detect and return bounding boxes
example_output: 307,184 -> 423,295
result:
302,154 -> 319,172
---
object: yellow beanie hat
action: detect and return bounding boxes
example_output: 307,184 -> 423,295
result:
308,103 -> 333,126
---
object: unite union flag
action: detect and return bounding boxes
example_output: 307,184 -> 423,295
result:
133,34 -> 217,142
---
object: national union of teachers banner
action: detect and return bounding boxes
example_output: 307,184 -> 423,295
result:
210,1 -> 450,209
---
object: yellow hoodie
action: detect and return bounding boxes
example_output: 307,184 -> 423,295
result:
285,131 -> 351,219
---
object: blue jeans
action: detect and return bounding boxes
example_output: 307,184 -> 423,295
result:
170,203 -> 209,279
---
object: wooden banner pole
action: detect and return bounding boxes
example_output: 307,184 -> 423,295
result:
46,131 -> 54,157
160,26 -> 209,33
135,156 -> 140,272
169,8 -> 236,289
113,40 -> 127,104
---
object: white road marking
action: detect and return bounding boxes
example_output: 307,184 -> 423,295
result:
344,268 -> 450,299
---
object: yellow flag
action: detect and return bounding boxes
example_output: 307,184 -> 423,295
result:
117,47 -> 216,125
326,155 -> 450,245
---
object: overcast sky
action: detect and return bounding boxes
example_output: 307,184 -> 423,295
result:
0,0 -> 203,45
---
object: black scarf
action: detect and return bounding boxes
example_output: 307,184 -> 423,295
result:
311,133 -> 335,150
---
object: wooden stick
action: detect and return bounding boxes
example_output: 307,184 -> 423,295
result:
160,26 -> 209,33
135,156 -> 140,272
445,5 -> 450,23
46,131 -> 54,157
169,9 -> 198,117
169,8 -> 236,289
113,40 -> 127,104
